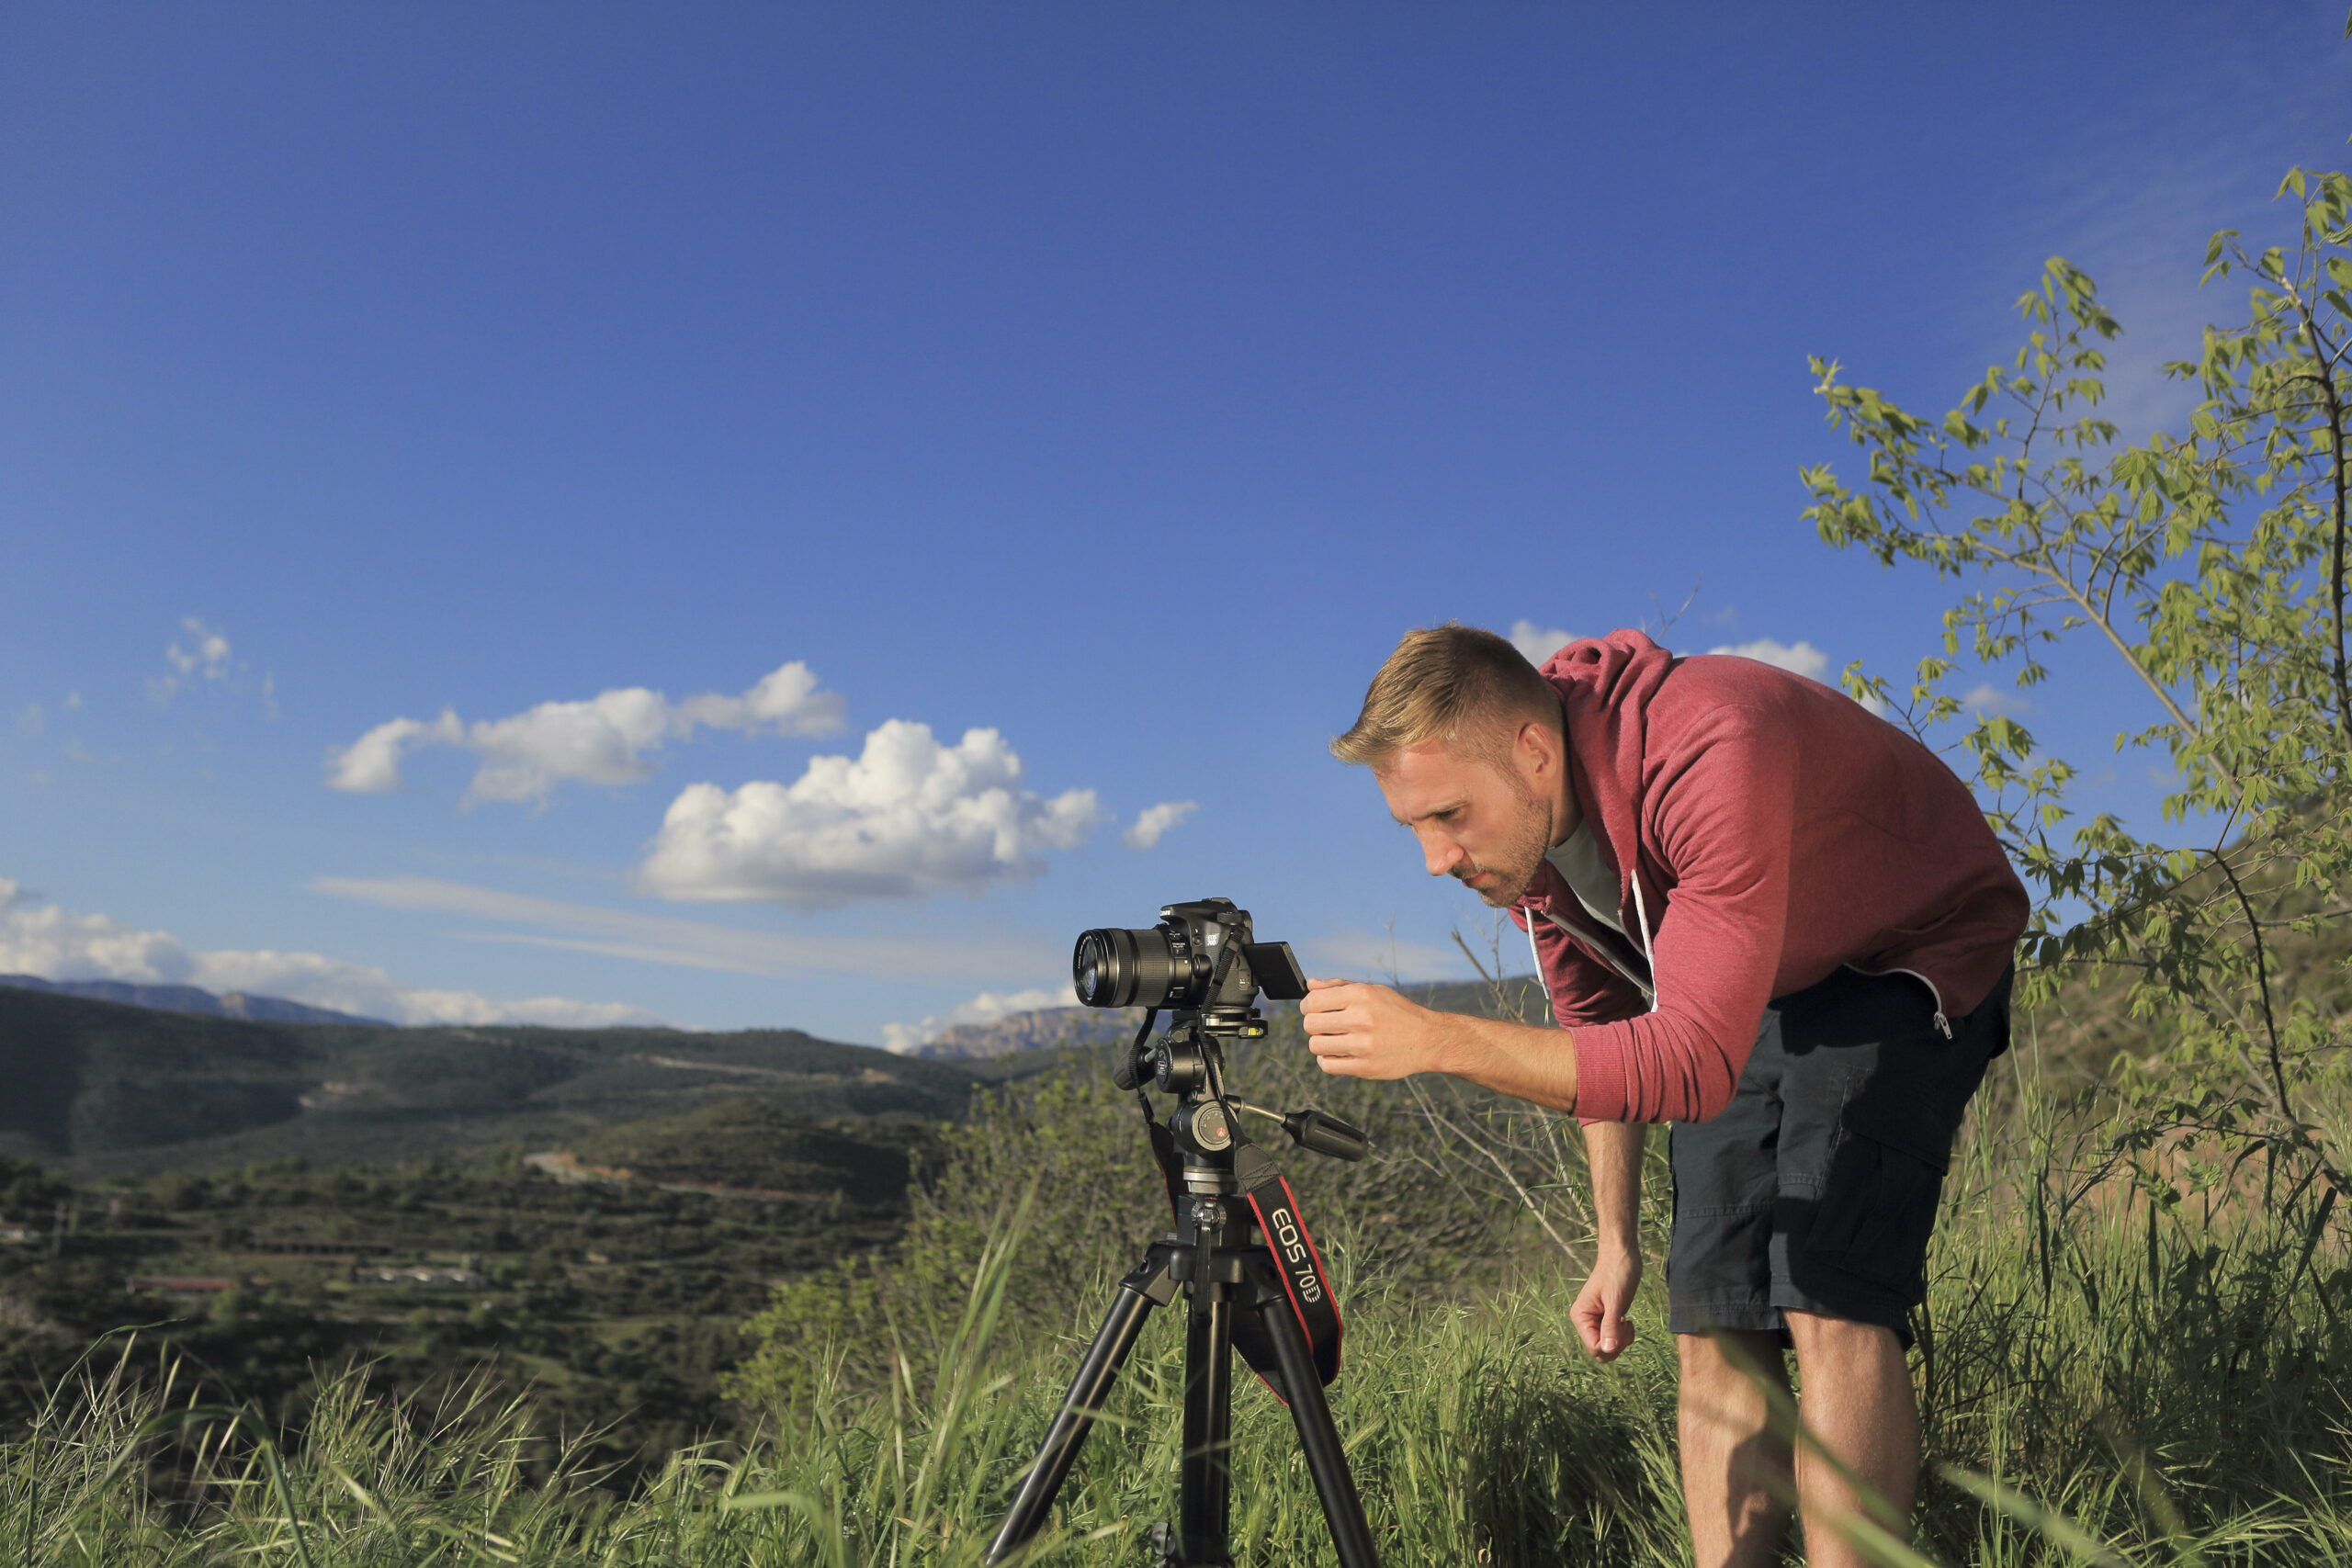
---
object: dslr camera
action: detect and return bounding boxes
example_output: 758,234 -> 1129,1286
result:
1073,897 -> 1309,1021
1070,897 -> 1363,1163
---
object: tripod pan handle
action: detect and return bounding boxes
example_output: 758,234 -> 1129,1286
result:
1284,1108 -> 1369,1162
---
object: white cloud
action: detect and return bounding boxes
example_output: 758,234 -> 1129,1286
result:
17,703 -> 42,738
1706,637 -> 1830,682
880,986 -> 1067,1055
1963,682 -> 2033,716
1124,800 -> 1197,851
677,663 -> 842,732
464,687 -> 678,802
311,874 -> 1057,982
633,719 -> 1102,907
1704,637 -> 1893,714
0,876 -> 662,1028
1990,95 -> 2326,446
149,617 -> 238,705
330,713 -> 466,793
325,660 -> 844,805
168,619 -> 232,682
1510,620 -> 1579,666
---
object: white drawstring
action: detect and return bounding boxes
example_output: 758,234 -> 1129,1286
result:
1629,872 -> 1657,1014
1525,864 -> 1659,1015
1524,910 -> 1550,1010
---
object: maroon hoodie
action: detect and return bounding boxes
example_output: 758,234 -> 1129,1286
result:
1510,630 -> 2030,1124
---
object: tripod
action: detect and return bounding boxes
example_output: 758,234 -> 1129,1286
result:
986,1009 -> 1382,1568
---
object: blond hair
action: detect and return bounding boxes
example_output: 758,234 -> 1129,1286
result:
1330,622 -> 1561,770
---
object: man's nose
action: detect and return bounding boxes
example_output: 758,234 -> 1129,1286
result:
1420,833 -> 1462,878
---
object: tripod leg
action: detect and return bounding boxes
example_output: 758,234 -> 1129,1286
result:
987,1246 -> 1180,1563
1248,1266 -> 1382,1568
1178,1271 -> 1237,1566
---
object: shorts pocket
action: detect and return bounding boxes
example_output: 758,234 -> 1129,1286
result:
1802,1132 -> 1948,1298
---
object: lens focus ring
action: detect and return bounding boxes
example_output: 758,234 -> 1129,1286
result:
1072,924 -> 1187,1009
1073,928 -> 1137,1007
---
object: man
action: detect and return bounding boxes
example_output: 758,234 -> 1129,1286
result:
1302,623 -> 2026,1568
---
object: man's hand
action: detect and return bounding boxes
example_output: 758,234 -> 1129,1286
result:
1299,978 -> 1459,1080
1572,1247 -> 1641,1361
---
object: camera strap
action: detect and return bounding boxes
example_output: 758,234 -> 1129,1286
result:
1231,1141 -> 1343,1398
1125,1010 -> 1183,1226
1136,1120 -> 1344,1398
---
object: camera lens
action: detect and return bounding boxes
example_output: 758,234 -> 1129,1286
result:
1072,929 -> 1127,1006
1071,925 -> 1186,1009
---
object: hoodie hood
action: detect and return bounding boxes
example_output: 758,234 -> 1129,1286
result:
1536,629 -> 1677,939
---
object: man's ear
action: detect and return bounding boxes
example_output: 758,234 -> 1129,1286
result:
1518,712 -> 1560,776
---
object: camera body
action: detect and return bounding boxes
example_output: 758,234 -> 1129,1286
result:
1071,897 -> 1309,1018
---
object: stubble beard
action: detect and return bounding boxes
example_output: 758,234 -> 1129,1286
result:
1453,776 -> 1555,909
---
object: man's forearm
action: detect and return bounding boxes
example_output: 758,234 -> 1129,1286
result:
1583,1120 -> 1645,1256
1430,1011 -> 1584,1111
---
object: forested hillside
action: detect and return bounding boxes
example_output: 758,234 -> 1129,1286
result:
0,1095 -> 947,1483
0,986 -> 979,1175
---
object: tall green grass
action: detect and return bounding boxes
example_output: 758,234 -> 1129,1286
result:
9,1069 -> 2352,1565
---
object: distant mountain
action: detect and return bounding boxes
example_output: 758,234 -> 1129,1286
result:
0,974 -> 386,1026
0,968 -> 1555,1177
0,986 -> 985,1178
910,1004 -> 1135,1059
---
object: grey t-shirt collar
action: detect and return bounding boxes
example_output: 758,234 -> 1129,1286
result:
1543,821 -> 1623,934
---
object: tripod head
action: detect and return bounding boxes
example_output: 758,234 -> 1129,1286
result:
1082,897 -> 1369,1172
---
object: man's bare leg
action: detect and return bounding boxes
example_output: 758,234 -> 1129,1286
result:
1678,1329 -> 1794,1568
1783,1313 -> 1917,1567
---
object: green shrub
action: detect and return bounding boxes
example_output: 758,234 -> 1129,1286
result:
727,1019 -> 1553,1416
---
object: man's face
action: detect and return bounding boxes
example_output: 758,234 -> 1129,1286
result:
1374,728 -> 1557,908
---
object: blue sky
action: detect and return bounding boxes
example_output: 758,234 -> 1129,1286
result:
3,4 -> 2346,1044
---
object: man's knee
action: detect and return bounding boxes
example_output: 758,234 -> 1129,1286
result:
1679,1328 -> 1787,1390
1781,1311 -> 1902,1359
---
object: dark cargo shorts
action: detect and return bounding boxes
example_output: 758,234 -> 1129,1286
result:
1665,964 -> 2010,1342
